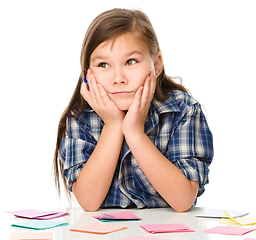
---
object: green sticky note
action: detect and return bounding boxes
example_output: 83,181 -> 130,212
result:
11,220 -> 68,230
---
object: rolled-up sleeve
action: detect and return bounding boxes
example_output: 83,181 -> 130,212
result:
166,103 -> 213,196
173,157 -> 210,196
58,114 -> 97,191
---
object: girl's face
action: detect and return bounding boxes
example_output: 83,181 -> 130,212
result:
89,33 -> 162,111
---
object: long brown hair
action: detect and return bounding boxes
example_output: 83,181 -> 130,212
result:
53,8 -> 188,196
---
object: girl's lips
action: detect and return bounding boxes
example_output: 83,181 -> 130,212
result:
110,91 -> 134,95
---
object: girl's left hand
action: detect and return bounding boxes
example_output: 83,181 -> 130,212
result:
122,71 -> 156,137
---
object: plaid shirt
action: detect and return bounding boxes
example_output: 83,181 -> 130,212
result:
59,90 -> 213,209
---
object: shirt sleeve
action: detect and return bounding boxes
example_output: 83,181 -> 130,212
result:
166,103 -> 213,196
58,115 -> 97,191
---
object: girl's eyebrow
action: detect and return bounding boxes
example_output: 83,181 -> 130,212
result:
91,50 -> 143,63
91,55 -> 109,62
124,50 -> 143,58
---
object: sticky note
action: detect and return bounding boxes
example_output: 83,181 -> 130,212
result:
70,222 -> 127,234
225,211 -> 256,225
219,218 -> 239,225
93,210 -> 141,221
11,220 -> 68,230
196,208 -> 249,218
140,223 -> 195,234
10,232 -> 53,240
122,237 -> 169,240
6,209 -> 69,220
203,226 -> 256,235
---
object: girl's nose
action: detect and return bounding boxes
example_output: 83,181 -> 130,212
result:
112,69 -> 128,85
113,79 -> 127,85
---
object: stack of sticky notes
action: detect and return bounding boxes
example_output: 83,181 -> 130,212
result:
6,209 -> 69,220
196,208 -> 249,218
93,210 -> 141,221
11,219 -> 68,230
70,222 -> 127,234
196,209 -> 256,236
221,211 -> 256,226
140,223 -> 195,234
203,226 -> 256,236
7,209 -> 69,231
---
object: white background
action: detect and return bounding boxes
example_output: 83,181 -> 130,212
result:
0,0 -> 255,212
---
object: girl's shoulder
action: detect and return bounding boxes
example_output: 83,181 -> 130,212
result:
152,90 -> 199,115
169,90 -> 198,107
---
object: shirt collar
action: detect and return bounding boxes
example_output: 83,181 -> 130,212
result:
151,96 -> 181,115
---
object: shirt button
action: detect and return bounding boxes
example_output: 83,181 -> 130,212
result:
131,194 -> 137,199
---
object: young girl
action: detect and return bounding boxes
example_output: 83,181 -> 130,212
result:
53,8 -> 213,212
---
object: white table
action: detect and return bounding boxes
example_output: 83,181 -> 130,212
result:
2,207 -> 256,239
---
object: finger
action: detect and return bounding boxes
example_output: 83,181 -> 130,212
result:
80,81 -> 90,102
130,86 -> 144,110
97,83 -> 111,105
88,73 -> 103,105
150,71 -> 157,95
140,75 -> 151,107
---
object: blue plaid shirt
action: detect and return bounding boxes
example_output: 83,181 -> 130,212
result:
59,90 -> 213,209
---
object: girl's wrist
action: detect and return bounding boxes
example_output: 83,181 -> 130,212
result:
123,130 -> 146,143
104,122 -> 124,134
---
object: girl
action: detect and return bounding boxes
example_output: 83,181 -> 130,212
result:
53,8 -> 213,212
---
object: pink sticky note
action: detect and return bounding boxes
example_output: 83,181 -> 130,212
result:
243,238 -> 256,240
70,222 -> 127,234
203,226 -> 256,236
6,209 -> 69,220
140,223 -> 195,234
122,237 -> 170,240
10,231 -> 53,240
94,210 -> 141,221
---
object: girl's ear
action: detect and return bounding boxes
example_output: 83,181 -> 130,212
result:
154,52 -> 163,77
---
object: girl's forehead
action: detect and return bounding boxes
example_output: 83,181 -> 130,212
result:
93,33 -> 150,55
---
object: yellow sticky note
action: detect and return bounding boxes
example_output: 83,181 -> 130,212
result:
225,211 -> 256,226
219,218 -> 240,225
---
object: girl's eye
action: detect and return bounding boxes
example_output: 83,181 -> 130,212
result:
126,59 -> 138,66
98,62 -> 110,68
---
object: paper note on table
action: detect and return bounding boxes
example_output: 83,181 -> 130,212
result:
243,238 -> 256,240
10,232 -> 53,240
11,220 -> 68,230
6,209 -> 69,219
70,222 -> 127,234
140,223 -> 195,234
203,226 -> 256,236
93,210 -> 141,221
122,237 -> 170,240
196,208 -> 249,218
225,211 -> 256,225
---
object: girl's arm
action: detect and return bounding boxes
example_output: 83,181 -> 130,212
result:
124,133 -> 199,212
72,72 -> 125,212
72,123 -> 123,212
123,72 -> 199,212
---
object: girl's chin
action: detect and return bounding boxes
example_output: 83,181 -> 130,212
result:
114,100 -> 133,111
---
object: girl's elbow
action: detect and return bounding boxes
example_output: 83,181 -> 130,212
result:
78,199 -> 101,212
83,205 -> 100,212
169,198 -> 194,212
172,204 -> 192,213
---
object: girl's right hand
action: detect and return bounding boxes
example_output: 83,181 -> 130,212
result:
80,69 -> 125,127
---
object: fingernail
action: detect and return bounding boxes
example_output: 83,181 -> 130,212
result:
83,77 -> 88,83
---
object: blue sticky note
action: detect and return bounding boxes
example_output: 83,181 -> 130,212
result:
11,219 -> 68,230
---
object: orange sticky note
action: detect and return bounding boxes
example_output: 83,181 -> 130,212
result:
70,222 -> 127,235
